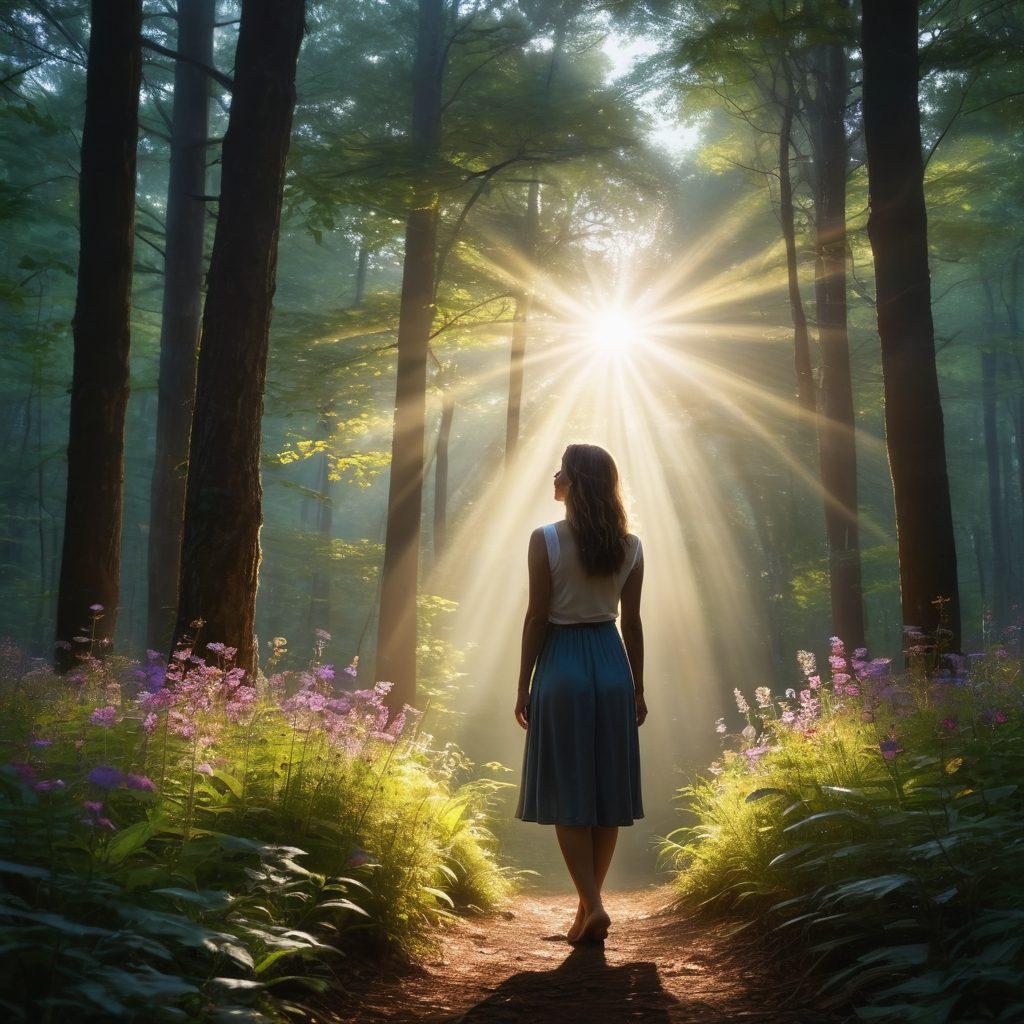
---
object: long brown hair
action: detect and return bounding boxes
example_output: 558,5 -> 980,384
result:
562,443 -> 629,576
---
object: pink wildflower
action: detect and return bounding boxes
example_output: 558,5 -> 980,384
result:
90,706 -> 117,728
125,773 -> 157,792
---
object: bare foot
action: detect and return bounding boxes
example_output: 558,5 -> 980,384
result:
566,901 -> 585,942
575,906 -> 611,944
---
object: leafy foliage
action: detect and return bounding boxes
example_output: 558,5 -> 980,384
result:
0,633 -> 511,1021
664,635 -> 1024,1022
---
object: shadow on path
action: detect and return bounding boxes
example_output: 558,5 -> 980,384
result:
453,943 -> 677,1023
328,886 -> 838,1023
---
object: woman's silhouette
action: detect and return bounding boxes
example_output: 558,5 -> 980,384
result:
515,443 -> 646,944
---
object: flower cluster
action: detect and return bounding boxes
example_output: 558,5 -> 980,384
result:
718,633 -> 1018,778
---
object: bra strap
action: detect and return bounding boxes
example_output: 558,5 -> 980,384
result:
542,523 -> 560,571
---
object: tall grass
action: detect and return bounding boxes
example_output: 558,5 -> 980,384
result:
0,625 -> 511,1022
662,634 -> 1024,1023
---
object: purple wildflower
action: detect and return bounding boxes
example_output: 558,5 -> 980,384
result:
34,779 -> 65,793
879,737 -> 902,762
346,845 -> 373,868
125,773 -> 157,793
87,765 -> 124,789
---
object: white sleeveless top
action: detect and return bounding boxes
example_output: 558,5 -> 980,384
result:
542,520 -> 643,625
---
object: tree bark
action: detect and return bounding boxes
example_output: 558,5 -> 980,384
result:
1005,245 -> 1024,546
505,177 -> 540,463
433,390 -> 454,562
810,36 -> 865,651
306,409 -> 333,640
174,0 -> 305,672
861,0 -> 962,650
55,0 -> 142,671
147,0 -> 215,652
778,77 -> 815,420
981,278 -> 1007,623
375,0 -> 444,710
354,242 -> 370,305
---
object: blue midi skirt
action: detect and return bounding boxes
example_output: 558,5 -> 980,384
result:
515,620 -> 644,827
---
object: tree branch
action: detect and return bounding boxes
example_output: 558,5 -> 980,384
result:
140,35 -> 233,91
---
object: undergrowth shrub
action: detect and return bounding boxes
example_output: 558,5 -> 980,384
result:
0,624 -> 511,1022
663,634 -> 1024,1023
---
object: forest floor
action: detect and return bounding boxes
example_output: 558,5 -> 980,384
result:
324,884 -> 842,1024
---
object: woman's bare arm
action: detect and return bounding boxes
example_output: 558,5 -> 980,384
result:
620,556 -> 646,725
515,528 -> 551,729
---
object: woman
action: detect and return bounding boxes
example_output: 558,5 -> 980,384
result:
514,442 -> 646,945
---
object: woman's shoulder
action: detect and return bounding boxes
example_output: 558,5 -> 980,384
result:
530,522 -> 563,547
533,520 -> 561,536
625,531 -> 643,563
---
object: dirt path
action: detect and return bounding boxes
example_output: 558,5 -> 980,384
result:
328,885 -> 840,1023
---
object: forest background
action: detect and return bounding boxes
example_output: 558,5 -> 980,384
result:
1,0 -> 1022,873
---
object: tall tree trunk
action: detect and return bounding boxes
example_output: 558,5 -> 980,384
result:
971,518 -> 986,629
861,0 -> 962,650
354,242 -> 370,305
433,390 -> 454,562
811,35 -> 865,650
981,352 -> 1006,621
505,177 -> 540,463
306,409 -> 333,641
147,0 -> 215,652
1005,245 -> 1024,544
55,0 -> 142,671
174,0 -> 305,672
779,76 -> 815,420
375,0 -> 444,710
981,278 -> 1007,622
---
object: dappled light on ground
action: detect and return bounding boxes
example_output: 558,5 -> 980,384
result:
332,885 -> 832,1023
